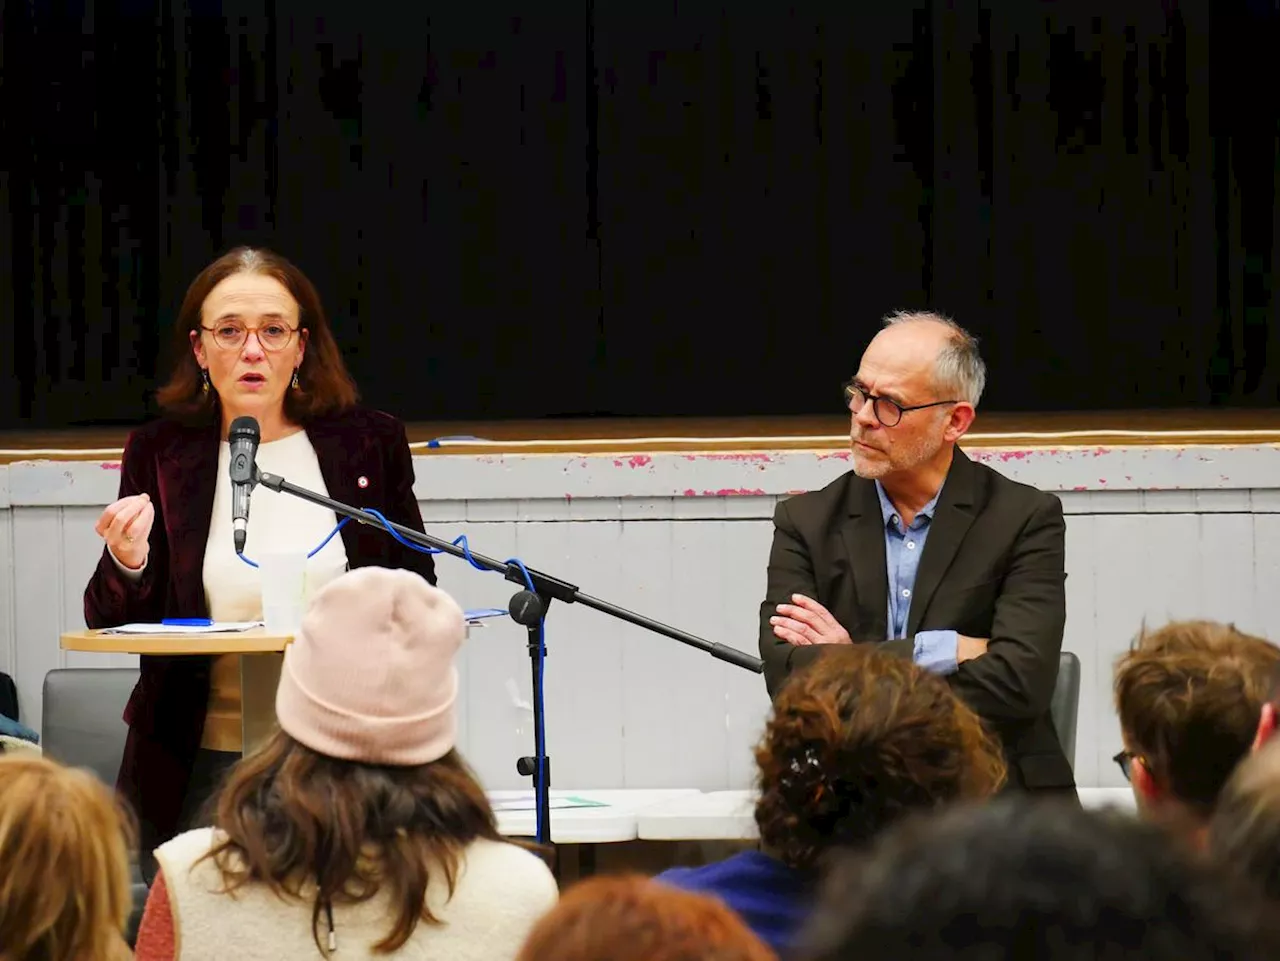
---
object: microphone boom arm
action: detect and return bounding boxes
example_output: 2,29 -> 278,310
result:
255,469 -> 764,673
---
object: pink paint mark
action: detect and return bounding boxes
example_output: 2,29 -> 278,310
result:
1098,478 -> 1108,484
817,450 -> 852,461
691,452 -> 774,463
101,462 -> 122,470
1125,475 -> 1132,481
628,455 -> 652,469
1072,485 -> 1089,491
564,493 -> 573,502
680,487 -> 767,497
613,459 -> 623,467
996,450 -> 1031,462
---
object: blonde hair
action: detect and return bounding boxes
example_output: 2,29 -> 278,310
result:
0,755 -> 135,961
1209,738 -> 1280,899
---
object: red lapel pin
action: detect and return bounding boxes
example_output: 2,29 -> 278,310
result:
357,476 -> 369,489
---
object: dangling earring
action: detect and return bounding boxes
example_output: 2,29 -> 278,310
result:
201,369 -> 210,394
291,368 -> 301,390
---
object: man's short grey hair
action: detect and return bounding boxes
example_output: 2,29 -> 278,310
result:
882,309 -> 987,406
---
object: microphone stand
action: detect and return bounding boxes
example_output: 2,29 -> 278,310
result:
252,467 -> 763,847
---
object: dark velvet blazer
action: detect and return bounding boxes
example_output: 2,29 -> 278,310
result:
84,406 -> 437,849
757,449 -> 1076,794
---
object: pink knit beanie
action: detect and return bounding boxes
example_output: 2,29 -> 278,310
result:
275,566 -> 464,766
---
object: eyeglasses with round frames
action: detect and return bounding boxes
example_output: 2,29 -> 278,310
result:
200,321 -> 300,352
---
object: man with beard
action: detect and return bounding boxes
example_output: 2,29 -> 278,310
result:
758,311 -> 1074,795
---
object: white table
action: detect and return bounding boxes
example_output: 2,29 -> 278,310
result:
635,786 -> 1139,842
637,790 -> 757,841
489,788 -> 702,844
488,788 -> 702,878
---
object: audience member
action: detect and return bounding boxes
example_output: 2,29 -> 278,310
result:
796,796 -> 1280,961
655,645 -> 1006,953
0,754 -> 135,961
133,567 -> 557,960
1250,661 -> 1280,751
1113,620 -> 1280,842
516,874 -> 776,961
1209,736 -> 1280,900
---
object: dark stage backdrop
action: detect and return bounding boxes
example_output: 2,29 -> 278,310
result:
1,1 -> 1277,429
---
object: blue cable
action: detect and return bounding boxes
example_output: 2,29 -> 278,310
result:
235,517 -> 353,568
251,507 -> 550,843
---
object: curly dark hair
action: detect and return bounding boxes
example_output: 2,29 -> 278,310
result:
755,644 -> 1006,871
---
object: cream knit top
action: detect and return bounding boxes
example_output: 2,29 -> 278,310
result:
153,827 -> 558,960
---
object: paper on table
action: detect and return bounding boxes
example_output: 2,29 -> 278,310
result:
465,608 -> 509,621
99,621 -> 264,635
489,794 -> 609,812
100,611 -> 506,634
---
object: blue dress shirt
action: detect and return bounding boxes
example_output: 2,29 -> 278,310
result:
874,481 -> 959,675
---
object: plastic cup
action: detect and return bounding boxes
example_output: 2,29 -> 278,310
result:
259,551 -> 308,635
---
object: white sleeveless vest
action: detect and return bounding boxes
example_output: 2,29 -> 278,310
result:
154,828 -> 558,960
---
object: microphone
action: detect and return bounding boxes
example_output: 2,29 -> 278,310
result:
228,416 -> 261,554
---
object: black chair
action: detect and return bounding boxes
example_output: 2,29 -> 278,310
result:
1049,651 -> 1082,770
42,668 -> 147,945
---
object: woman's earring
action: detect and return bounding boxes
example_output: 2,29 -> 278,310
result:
291,368 -> 301,390
201,369 -> 210,394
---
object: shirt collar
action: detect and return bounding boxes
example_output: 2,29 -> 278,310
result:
875,479 -> 944,530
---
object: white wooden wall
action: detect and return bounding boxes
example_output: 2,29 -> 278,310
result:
3,444 -> 1280,792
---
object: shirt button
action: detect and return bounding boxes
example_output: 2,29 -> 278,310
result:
902,589 -> 911,598
907,541 -> 916,550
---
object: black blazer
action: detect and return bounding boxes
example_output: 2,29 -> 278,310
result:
758,449 -> 1075,792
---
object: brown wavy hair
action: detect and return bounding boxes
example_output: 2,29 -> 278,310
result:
155,246 -> 358,423
0,755 -> 136,961
516,874 -> 776,961
755,645 -> 1006,871
201,730 -> 511,956
1114,620 -> 1280,816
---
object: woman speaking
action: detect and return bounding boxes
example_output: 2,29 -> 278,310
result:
84,247 -> 437,875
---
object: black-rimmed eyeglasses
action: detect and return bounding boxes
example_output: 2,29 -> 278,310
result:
1113,749 -> 1143,782
843,381 -> 959,428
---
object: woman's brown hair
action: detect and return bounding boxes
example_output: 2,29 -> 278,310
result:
516,874 -> 776,961
755,644 -> 1007,871
155,246 -> 358,422
202,730 -> 509,956
0,755 -> 135,961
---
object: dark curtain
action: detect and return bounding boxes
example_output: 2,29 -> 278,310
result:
1,1 -> 1277,429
